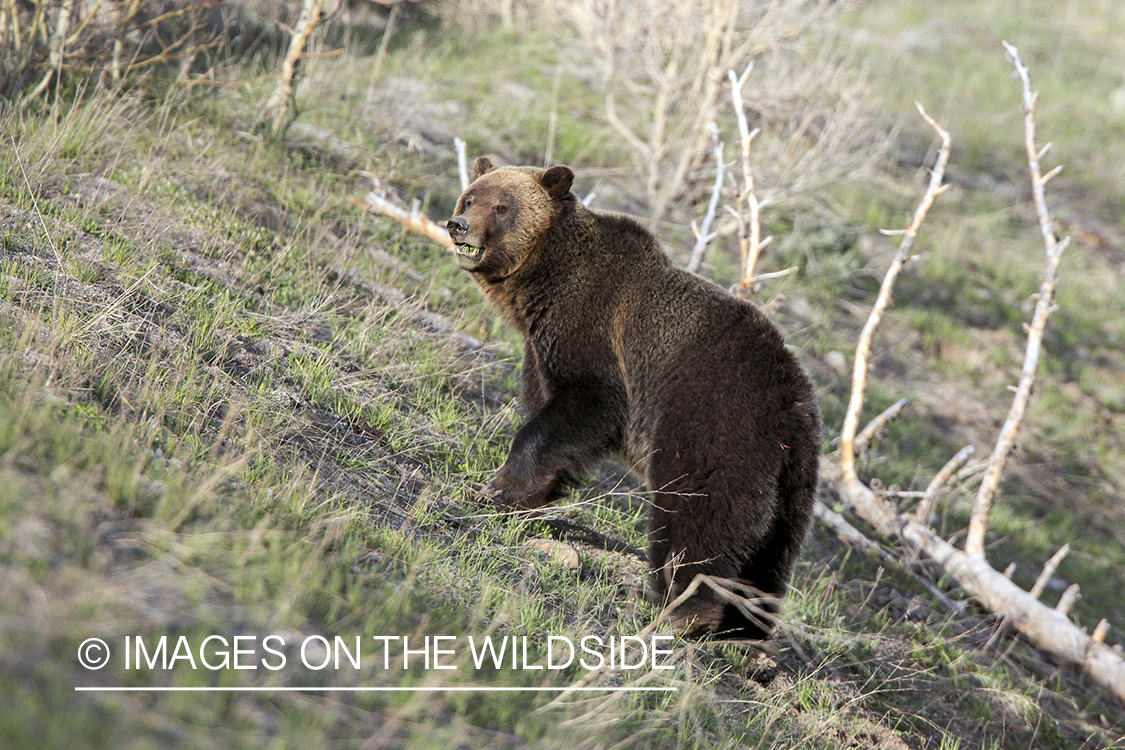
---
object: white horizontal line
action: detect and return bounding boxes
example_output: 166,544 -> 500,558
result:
75,686 -> 677,693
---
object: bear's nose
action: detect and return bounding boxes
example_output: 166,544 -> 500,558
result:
447,216 -> 468,238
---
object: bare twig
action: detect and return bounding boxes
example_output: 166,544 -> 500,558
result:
728,63 -> 772,295
454,137 -> 470,192
964,42 -> 1070,558
839,103 -> 951,496
854,398 -> 910,461
913,444 -> 975,526
1056,584 -> 1080,615
1029,543 -> 1070,600
686,123 -> 725,274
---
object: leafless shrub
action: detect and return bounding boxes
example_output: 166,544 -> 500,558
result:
430,0 -> 548,31
256,0 -> 340,137
566,0 -> 886,229
0,0 -> 221,103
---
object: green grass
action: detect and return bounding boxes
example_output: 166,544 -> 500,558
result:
2,3 -> 1125,749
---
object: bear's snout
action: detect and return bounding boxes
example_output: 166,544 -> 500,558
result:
447,216 -> 469,240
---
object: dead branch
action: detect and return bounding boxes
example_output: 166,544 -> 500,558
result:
24,0 -> 76,102
454,136 -> 470,192
1029,543 -> 1069,599
686,123 -> 725,274
820,48 -> 1125,705
839,102 -> 951,499
964,41 -> 1069,558
1093,620 -> 1109,644
813,493 -> 963,613
1056,583 -> 1081,615
355,192 -> 454,250
913,444 -> 975,526
854,397 -> 910,462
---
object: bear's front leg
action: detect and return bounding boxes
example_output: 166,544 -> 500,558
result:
486,383 -> 623,511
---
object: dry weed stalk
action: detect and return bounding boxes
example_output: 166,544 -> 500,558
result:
823,45 -> 1125,704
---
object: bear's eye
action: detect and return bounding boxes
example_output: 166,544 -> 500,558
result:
463,198 -> 473,209
494,205 -> 508,216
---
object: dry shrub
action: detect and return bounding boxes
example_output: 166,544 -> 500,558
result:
566,0 -> 888,226
0,0 -> 221,102
732,39 -> 890,214
430,0 -> 890,236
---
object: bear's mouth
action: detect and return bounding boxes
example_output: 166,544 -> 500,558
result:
454,243 -> 484,260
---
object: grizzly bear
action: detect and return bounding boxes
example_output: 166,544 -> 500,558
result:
447,158 -> 821,640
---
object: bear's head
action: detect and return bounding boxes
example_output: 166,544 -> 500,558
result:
446,157 -> 574,279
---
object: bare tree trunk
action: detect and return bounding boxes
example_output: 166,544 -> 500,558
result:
25,0 -> 77,102
257,0 -> 327,138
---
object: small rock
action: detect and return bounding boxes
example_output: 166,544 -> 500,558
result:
525,539 -> 581,570
825,350 -> 850,377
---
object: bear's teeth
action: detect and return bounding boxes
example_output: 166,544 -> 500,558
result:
457,244 -> 483,258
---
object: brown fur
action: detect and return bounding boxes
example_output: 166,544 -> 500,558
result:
447,158 -> 821,639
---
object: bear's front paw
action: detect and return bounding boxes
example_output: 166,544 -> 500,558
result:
484,471 -> 554,511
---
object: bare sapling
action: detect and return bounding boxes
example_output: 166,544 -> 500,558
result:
257,0 -> 340,137
838,102 -> 950,502
689,64 -> 797,291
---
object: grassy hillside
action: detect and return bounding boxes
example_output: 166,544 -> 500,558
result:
2,1 -> 1124,748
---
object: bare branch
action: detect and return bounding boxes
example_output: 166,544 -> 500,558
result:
825,47 -> 1125,704
1092,620 -> 1109,644
914,445 -> 975,526
839,103 -> 951,496
728,65 -> 772,295
354,192 -> 454,250
964,42 -> 1070,558
257,0 -> 328,138
686,123 -> 725,274
815,500 -> 964,613
831,468 -> 1125,703
1056,583 -> 1081,615
854,398 -> 910,461
454,137 -> 470,192
1029,543 -> 1070,600
24,0 -> 76,102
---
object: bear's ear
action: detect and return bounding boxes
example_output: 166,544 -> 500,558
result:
473,157 -> 496,180
540,165 -> 574,200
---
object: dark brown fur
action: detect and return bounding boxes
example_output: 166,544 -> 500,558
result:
447,158 -> 821,639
